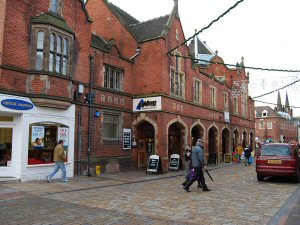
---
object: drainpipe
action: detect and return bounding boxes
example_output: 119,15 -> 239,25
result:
77,106 -> 82,176
87,55 -> 94,176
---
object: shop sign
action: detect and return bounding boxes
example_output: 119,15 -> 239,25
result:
133,96 -> 162,112
123,128 -> 131,150
1,99 -> 33,110
224,153 -> 232,164
147,155 -> 159,173
169,154 -> 180,170
224,111 -> 230,123
57,127 -> 69,146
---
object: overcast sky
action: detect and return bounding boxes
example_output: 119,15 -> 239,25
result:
108,0 -> 300,116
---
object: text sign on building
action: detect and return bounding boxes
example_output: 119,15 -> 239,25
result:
224,111 -> 230,123
123,128 -> 131,150
1,99 -> 33,110
169,154 -> 180,170
57,127 -> 69,147
133,97 -> 162,112
147,155 -> 159,173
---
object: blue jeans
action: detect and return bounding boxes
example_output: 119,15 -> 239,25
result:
48,162 -> 67,181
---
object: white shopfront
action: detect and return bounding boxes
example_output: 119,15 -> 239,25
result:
0,94 -> 75,181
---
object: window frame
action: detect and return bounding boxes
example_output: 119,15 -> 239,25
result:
194,79 -> 202,104
104,65 -> 124,91
102,113 -> 121,141
31,24 -> 73,76
210,86 -> 217,108
170,52 -> 185,98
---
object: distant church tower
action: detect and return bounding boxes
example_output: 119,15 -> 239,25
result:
276,91 -> 283,111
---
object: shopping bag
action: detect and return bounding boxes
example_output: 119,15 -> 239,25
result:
248,156 -> 253,164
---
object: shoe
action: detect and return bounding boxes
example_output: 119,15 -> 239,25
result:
61,179 -> 68,182
197,185 -> 202,189
46,176 -> 50,183
184,187 -> 191,192
203,188 -> 211,192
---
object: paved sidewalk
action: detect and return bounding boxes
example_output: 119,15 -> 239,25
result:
0,163 -> 299,225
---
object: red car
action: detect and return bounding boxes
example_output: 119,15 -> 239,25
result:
256,143 -> 300,182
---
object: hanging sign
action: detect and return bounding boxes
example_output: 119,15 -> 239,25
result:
123,128 -> 131,150
1,99 -> 33,110
169,154 -> 180,170
57,127 -> 69,147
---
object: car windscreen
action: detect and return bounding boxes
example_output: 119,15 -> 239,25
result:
260,145 -> 291,156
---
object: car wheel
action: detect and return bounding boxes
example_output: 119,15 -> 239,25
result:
257,173 -> 264,181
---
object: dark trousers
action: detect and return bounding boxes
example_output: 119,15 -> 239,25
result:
184,167 -> 208,190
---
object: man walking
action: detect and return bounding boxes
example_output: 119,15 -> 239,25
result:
183,139 -> 210,192
46,140 -> 68,182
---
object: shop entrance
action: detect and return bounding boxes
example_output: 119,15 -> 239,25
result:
242,131 -> 247,148
191,125 -> 204,147
222,128 -> 230,156
168,122 -> 184,158
249,132 -> 254,149
232,129 -> 239,151
0,125 -> 13,177
136,121 -> 155,169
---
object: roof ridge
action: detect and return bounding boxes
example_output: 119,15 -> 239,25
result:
108,2 -> 140,25
130,14 -> 170,27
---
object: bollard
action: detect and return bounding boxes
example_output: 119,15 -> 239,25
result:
95,165 -> 101,175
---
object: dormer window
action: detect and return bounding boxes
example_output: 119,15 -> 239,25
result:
262,110 -> 268,117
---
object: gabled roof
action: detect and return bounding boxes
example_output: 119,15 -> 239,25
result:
255,106 -> 277,118
106,1 -> 174,43
188,37 -> 215,65
130,15 -> 170,42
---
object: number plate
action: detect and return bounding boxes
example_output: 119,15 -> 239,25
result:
268,159 -> 282,164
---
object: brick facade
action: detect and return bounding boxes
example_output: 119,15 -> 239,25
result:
0,0 -> 255,178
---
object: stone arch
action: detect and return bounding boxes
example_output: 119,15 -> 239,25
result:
190,120 -> 206,146
167,116 -> 188,158
132,114 -> 158,169
207,123 -> 220,153
221,127 -> 231,156
242,130 -> 248,148
232,127 -> 240,151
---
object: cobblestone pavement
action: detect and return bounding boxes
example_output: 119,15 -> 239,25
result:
0,162 -> 299,225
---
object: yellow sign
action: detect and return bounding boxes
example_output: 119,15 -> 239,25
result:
96,165 -> 101,175
224,153 -> 232,164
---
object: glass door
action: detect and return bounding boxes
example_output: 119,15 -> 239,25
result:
0,128 -> 13,167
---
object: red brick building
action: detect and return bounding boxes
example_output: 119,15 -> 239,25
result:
255,92 -> 297,143
0,0 -> 255,180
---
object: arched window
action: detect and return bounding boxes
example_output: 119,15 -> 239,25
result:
62,38 -> 68,75
35,31 -> 44,70
49,33 -> 55,72
55,36 -> 62,73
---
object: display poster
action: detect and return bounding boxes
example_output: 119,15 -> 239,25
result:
123,128 -> 131,150
57,127 -> 69,146
224,153 -> 232,164
31,126 -> 45,148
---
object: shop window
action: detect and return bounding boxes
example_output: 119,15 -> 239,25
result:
103,113 -> 119,140
28,123 -> 69,165
0,128 -> 12,167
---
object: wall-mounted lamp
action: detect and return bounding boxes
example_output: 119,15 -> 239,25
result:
95,110 -> 100,117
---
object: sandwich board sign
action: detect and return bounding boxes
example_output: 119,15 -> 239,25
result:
169,154 -> 180,170
147,155 -> 159,173
224,153 -> 232,164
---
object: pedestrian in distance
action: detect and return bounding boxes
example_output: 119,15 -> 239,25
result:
46,140 -> 68,182
183,139 -> 210,192
235,143 -> 244,163
244,145 -> 251,166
